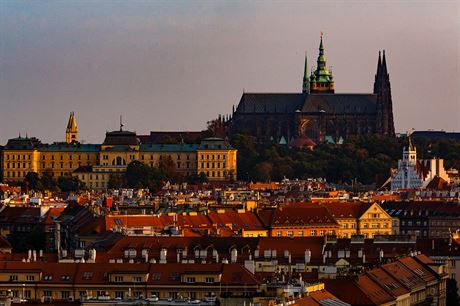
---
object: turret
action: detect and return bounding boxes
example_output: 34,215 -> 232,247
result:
65,112 -> 79,143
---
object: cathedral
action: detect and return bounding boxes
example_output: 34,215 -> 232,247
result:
228,34 -> 395,143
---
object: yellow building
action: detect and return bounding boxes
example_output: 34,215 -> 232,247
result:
197,137 -> 237,181
357,202 -> 393,238
323,202 -> 393,238
1,113 -> 237,188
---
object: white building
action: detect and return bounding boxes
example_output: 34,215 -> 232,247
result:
391,138 -> 450,190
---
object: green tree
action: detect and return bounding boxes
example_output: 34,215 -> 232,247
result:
41,172 -> 58,191
57,176 -> 84,192
447,278 -> 460,306
24,172 -> 43,191
108,174 -> 125,189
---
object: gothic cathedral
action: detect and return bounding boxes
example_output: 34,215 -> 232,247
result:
228,34 -> 395,143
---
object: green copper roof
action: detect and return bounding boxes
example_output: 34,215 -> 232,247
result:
39,143 -> 100,152
314,34 -> 332,83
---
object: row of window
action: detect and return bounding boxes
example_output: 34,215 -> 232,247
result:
4,154 -> 31,161
200,162 -> 226,169
5,162 -> 31,169
275,230 -> 336,237
41,154 -> 92,161
200,154 -> 226,161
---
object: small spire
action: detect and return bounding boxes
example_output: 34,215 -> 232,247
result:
376,51 -> 382,77
120,115 -> 124,131
302,52 -> 309,94
382,50 -> 388,75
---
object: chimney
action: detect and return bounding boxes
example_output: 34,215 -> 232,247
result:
33,250 -> 37,262
304,249 -> 311,263
231,249 -> 238,263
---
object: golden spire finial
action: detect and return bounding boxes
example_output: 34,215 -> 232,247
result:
320,31 -> 323,38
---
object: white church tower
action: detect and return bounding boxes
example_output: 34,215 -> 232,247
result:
391,137 -> 423,190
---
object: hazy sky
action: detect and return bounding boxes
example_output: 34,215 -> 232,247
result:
0,1 -> 459,144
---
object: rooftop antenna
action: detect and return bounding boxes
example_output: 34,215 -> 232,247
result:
119,115 -> 124,131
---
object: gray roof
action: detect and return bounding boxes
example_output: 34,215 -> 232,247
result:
236,93 -> 305,114
302,94 -> 377,114
235,93 -> 377,115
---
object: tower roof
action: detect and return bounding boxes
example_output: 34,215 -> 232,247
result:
314,33 -> 332,83
66,112 -> 78,131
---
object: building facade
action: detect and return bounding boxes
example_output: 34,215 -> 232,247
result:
1,113 -> 237,188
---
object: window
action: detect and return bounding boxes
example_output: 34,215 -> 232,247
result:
60,275 -> 71,281
114,276 -> 124,282
298,231 -> 303,237
26,275 -> 35,281
83,272 -> 93,280
310,230 -> 317,236
319,230 -> 324,236
287,231 -> 293,237
115,291 -> 124,299
61,291 -> 70,299
133,276 -> 142,283
152,273 -> 161,280
44,275 -> 53,281
276,231 -> 282,237
186,277 -> 196,283
205,277 -> 215,283
44,291 -> 52,297
9,275 -> 18,281
24,290 -> 31,299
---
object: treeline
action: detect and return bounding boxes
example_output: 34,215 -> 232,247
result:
108,160 -> 207,191
24,172 -> 85,192
231,134 -> 460,185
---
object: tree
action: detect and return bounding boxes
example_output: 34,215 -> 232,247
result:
41,172 -> 58,191
24,172 -> 43,191
447,278 -> 460,306
126,161 -> 153,189
57,176 -> 84,192
108,173 -> 125,189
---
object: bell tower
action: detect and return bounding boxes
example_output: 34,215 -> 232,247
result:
310,33 -> 334,94
65,112 -> 79,143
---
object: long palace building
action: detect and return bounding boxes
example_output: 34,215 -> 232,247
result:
229,34 -> 395,143
0,113 -> 237,188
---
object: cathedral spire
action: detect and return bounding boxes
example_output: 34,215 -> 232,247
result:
381,49 -> 388,75
376,51 -> 382,77
65,112 -> 79,143
302,52 -> 309,94
310,32 -> 334,93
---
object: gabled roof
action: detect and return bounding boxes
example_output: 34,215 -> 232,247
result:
271,203 -> 338,227
207,210 -> 265,231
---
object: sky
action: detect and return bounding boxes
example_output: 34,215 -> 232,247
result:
0,0 -> 459,144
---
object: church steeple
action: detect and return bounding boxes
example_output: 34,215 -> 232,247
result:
302,52 -> 310,94
65,112 -> 79,143
310,32 -> 334,93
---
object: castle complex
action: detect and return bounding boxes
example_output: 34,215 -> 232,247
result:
0,114 -> 237,188
229,34 -> 395,143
